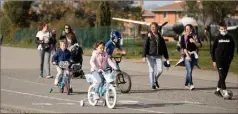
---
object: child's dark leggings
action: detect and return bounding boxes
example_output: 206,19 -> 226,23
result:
216,59 -> 230,90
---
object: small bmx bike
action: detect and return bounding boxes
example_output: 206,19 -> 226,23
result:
80,69 -> 118,109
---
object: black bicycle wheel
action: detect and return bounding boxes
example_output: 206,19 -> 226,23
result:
116,71 -> 131,93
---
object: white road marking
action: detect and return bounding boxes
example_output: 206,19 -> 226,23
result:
1,104 -> 58,113
56,103 -> 76,105
32,103 -> 53,106
1,89 -> 81,103
118,100 -> 139,104
3,76 -> 237,112
7,77 -> 50,86
1,89 -> 166,113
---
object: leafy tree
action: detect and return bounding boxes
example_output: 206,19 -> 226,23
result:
31,1 -> 72,23
3,1 -> 33,27
0,11 -> 12,36
96,1 -> 111,26
182,1 -> 200,21
183,1 -> 238,25
201,1 -> 238,24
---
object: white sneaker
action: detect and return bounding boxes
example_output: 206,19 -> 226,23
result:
185,86 -> 190,89
94,93 -> 100,100
46,75 -> 53,79
190,85 -> 195,90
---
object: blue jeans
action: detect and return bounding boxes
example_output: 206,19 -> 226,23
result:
146,55 -> 163,86
184,55 -> 196,86
92,71 -> 104,93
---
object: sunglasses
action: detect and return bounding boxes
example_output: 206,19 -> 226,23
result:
65,28 -> 69,30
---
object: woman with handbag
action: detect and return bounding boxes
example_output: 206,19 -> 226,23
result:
35,23 -> 53,79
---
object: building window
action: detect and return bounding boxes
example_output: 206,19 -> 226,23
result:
177,12 -> 182,18
163,12 -> 167,18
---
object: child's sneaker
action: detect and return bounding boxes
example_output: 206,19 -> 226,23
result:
46,75 -> 53,79
214,90 -> 222,97
40,72 -> 43,78
155,81 -> 160,88
185,85 -> 190,89
94,93 -> 99,100
190,85 -> 195,90
151,85 -> 156,90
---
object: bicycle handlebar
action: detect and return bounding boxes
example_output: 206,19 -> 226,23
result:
111,54 -> 125,63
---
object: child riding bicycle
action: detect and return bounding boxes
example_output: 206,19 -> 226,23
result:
90,41 -> 118,100
52,40 -> 72,86
105,30 -> 126,57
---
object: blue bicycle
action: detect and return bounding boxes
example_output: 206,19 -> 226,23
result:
80,69 -> 118,109
49,61 -> 72,95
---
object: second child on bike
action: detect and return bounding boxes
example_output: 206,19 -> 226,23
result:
52,40 -> 72,86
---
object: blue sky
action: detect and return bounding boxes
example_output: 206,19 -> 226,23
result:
143,1 -> 174,10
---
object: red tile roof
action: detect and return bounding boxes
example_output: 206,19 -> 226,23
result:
152,2 -> 185,12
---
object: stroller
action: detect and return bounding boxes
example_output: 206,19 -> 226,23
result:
69,43 -> 85,79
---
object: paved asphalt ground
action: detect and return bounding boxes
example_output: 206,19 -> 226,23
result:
1,47 -> 238,113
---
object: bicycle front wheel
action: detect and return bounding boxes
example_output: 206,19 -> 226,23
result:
105,85 -> 117,109
116,71 -> 131,93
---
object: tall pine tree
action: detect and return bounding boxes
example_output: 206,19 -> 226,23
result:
96,1 -> 111,26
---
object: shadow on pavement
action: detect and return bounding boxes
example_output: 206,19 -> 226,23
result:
192,87 -> 238,90
128,86 -> 238,94
128,89 -> 159,94
71,91 -> 88,95
116,102 -> 187,109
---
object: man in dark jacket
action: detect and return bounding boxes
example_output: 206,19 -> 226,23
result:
142,22 -> 170,90
212,22 -> 235,98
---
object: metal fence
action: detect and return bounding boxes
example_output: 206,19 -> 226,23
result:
13,26 -> 143,56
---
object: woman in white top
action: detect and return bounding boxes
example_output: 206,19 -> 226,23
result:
35,23 -> 53,79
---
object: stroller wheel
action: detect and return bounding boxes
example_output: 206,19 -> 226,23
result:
80,71 -> 85,79
60,88 -> 64,93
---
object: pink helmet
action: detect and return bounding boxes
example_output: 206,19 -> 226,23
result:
52,29 -> 56,34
